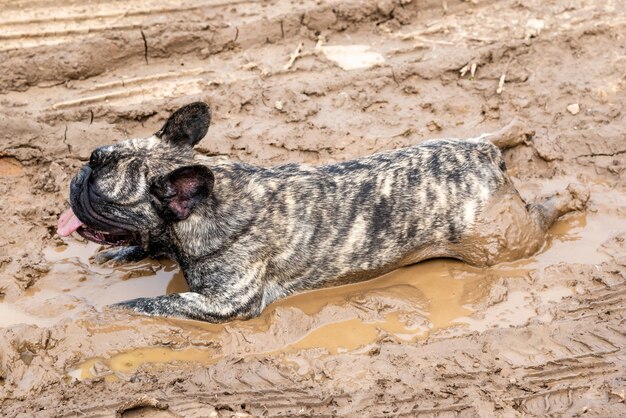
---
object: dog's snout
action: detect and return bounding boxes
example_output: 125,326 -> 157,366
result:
79,165 -> 92,183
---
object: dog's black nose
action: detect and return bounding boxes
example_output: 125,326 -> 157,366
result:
89,147 -> 107,168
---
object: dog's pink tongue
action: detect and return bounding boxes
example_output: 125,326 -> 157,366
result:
57,208 -> 83,236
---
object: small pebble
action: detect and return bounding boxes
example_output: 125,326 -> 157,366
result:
525,18 -> 545,38
567,103 -> 580,115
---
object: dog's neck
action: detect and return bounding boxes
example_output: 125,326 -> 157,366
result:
168,165 -> 261,261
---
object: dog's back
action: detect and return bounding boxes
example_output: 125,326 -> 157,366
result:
199,139 -> 509,304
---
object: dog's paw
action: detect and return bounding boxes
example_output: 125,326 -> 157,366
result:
566,183 -> 590,211
92,246 -> 146,266
109,298 -> 146,312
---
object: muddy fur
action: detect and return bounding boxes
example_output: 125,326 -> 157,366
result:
67,102 -> 583,322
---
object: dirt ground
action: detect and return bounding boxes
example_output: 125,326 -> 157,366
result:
1,0 -> 625,416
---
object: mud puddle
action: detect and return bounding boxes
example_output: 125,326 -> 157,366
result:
2,188 -> 624,377
47,187 -> 626,380
70,258 -> 498,381
0,241 -> 188,327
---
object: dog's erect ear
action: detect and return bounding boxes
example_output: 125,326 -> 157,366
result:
150,165 -> 215,221
155,102 -> 211,147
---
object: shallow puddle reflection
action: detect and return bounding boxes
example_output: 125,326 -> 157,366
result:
73,259 -> 497,379
2,241 -> 188,327
69,347 -> 218,381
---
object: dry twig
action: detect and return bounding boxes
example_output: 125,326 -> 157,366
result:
283,42 -> 304,71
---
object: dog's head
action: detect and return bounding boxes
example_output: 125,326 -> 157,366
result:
57,102 -> 215,247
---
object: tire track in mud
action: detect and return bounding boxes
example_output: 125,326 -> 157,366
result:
44,304 -> 626,417
0,0 -> 256,44
496,279 -> 626,416
0,0 -> 279,91
0,0 -> 449,92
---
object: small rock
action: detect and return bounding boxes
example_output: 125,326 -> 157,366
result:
566,103 -> 580,115
377,0 -> 395,16
525,18 -> 545,38
321,45 -> 385,70
275,101 -> 284,111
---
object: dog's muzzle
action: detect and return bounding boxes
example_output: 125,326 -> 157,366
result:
65,165 -> 140,246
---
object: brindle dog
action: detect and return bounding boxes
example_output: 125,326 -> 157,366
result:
57,102 -> 587,322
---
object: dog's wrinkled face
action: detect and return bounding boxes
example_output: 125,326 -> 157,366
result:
57,102 -> 214,247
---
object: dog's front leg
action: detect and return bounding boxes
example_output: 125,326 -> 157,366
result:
92,246 -> 147,265
110,290 -> 262,322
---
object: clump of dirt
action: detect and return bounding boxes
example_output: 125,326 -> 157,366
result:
1,0 -> 625,416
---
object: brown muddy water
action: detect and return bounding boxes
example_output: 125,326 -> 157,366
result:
3,187 -> 624,379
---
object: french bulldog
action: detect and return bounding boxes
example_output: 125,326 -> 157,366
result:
57,102 -> 587,322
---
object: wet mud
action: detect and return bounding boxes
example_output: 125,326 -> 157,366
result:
1,0 -> 626,416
